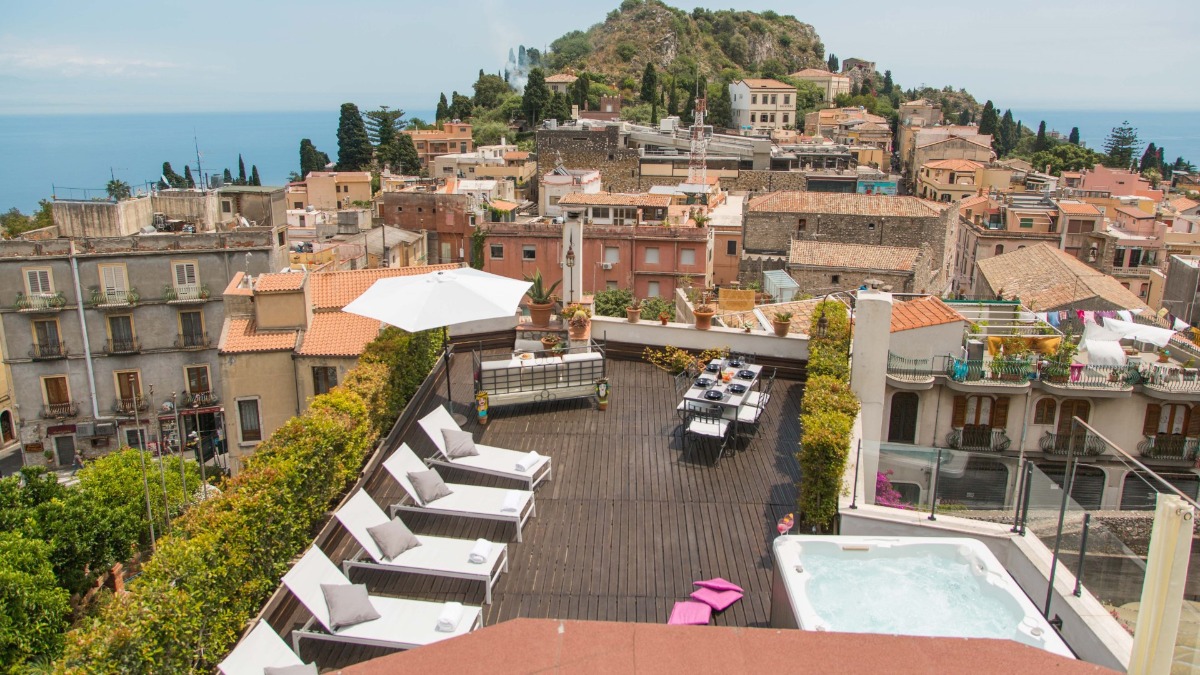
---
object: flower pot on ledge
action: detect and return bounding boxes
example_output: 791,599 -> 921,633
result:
529,302 -> 554,328
626,308 -> 641,323
694,309 -> 715,331
772,319 -> 790,337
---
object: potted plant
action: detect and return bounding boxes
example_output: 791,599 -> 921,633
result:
659,311 -> 670,325
1157,348 -> 1171,363
626,297 -> 643,323
693,294 -> 716,331
566,304 -> 591,339
540,335 -> 560,352
523,269 -> 560,328
772,311 -> 793,337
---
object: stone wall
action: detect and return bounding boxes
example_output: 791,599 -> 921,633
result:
787,266 -> 914,295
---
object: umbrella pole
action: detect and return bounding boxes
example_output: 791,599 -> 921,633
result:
444,326 -> 468,426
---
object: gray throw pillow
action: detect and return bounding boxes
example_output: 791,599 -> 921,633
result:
320,583 -> 380,631
264,664 -> 318,675
366,517 -> 421,561
441,428 -> 479,458
407,469 -> 453,505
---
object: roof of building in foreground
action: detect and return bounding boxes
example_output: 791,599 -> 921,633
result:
559,192 -> 673,208
788,239 -> 920,272
748,191 -> 946,217
976,242 -> 1149,311
336,618 -> 1103,675
891,296 -> 967,332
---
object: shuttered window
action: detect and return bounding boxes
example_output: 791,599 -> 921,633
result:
173,261 -> 197,287
1033,398 -> 1057,425
952,395 -> 1009,428
99,264 -> 127,294
25,268 -> 52,294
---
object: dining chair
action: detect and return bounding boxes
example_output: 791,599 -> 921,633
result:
683,401 -> 732,464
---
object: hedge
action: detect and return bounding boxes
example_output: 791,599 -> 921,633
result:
57,328 -> 444,673
0,532 -> 69,672
797,300 -> 857,532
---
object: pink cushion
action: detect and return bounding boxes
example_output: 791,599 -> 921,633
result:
693,577 -> 743,593
667,601 -> 712,625
690,587 -> 743,611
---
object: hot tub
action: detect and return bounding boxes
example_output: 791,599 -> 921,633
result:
769,536 -> 1073,659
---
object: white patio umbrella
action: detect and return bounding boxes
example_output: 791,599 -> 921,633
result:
344,267 -> 532,421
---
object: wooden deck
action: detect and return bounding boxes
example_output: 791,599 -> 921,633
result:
284,353 -> 804,670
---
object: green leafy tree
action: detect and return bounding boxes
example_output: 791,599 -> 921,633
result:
1068,127 -> 1080,145
640,296 -> 674,321
1142,168 -> 1162,189
223,168 -> 233,184
706,81 -> 733,128
1139,142 -> 1160,173
435,93 -> 450,123
1033,120 -> 1049,152
250,165 -> 261,186
1,208 -> 31,238
827,53 -> 838,72
183,165 -> 195,188
473,72 -> 511,110
448,91 -> 474,121
978,100 -> 998,137
299,138 -> 331,178
236,155 -> 247,185
472,121 -> 509,147
640,62 -> 658,104
957,109 -> 971,125
336,103 -> 373,171
569,73 -> 590,110
1102,121 -> 1140,169
106,179 -> 132,201
546,92 -> 572,122
0,532 -> 70,671
522,68 -> 551,124
1030,143 -> 1107,176
394,134 -> 421,175
593,288 -> 634,317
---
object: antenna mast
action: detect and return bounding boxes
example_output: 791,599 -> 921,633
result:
687,94 -> 708,185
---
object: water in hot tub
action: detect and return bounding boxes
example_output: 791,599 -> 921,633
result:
803,548 -> 1021,639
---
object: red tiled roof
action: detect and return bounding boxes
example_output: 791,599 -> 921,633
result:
1057,201 -> 1102,216
503,151 -> 530,161
959,195 -> 991,210
789,240 -> 919,272
748,191 -> 946,218
560,192 -> 673,208
253,272 -> 306,293
923,158 -> 984,171
338,618 -> 1106,675
789,68 -> 842,79
545,73 -> 578,83
1169,196 -> 1199,212
219,317 -> 298,354
976,242 -> 1149,311
296,312 -> 382,357
1114,205 -> 1153,219
891,296 -> 966,332
309,263 -> 459,310
736,78 -> 794,89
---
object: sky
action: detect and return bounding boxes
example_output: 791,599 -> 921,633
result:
0,0 -> 1197,115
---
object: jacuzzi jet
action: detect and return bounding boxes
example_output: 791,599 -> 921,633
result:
1031,627 -> 1044,637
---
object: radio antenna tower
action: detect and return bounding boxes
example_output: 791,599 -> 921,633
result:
687,91 -> 708,185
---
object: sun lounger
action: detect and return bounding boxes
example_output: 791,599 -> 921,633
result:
335,490 -> 509,604
217,620 -> 305,675
282,546 -> 482,652
383,443 -> 536,542
418,405 -> 552,489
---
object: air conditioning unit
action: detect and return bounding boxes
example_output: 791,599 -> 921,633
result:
600,262 -> 614,270
95,422 -> 116,437
75,422 -> 96,438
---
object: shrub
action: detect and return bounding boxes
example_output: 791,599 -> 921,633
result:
643,345 -> 725,374
593,288 -> 634,317
641,296 -> 674,321
0,532 -> 69,671
799,374 -> 859,418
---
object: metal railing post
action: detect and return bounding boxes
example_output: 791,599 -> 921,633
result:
850,440 -> 861,509
1045,420 -> 1079,618
1074,513 -> 1091,597
1012,459 -> 1032,533
928,448 -> 943,521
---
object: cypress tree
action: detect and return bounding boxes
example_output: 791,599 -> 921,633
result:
395,134 -> 421,175
978,101 -> 998,137
996,109 -> 1016,157
957,109 -> 970,125
237,155 -> 247,185
827,53 -> 838,72
250,165 -> 261,187
1034,121 -> 1049,152
223,168 -> 233,184
1068,127 -> 1080,145
435,93 -> 449,123
299,138 -> 331,177
184,165 -> 195,188
640,62 -> 658,104
522,68 -> 551,124
1139,143 -> 1159,173
336,103 -> 373,171
881,69 -> 893,94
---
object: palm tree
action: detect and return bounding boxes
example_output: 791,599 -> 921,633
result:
106,179 -> 131,201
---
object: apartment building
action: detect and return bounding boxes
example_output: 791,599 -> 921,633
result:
728,79 -> 797,135
788,68 -> 851,104
403,122 -> 474,170
285,172 -> 373,211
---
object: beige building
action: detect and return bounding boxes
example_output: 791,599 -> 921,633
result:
218,263 -> 458,465
286,172 -> 373,211
898,99 -> 943,127
545,73 -> 578,95
0,353 -> 16,465
403,122 -> 474,170
910,130 -> 995,184
788,68 -> 851,104
728,79 -> 797,135
917,159 -> 987,203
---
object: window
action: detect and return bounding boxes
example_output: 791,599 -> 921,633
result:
1,410 -> 15,443
1019,217 -> 1034,228
995,244 -> 1004,256
644,247 -> 660,264
396,206 -> 403,212
867,222 -> 876,231
313,366 -> 338,396
751,94 -> 758,104
172,261 -> 198,288
604,246 -> 619,264
749,113 -> 757,123
179,310 -> 205,347
489,244 -> 504,259
1140,283 -> 1149,297
606,280 -> 618,290
293,201 -> 303,209
221,200 -> 232,214
726,240 -> 737,255
591,207 -> 610,219
107,315 -> 135,351
43,376 -> 70,406
114,370 -> 141,409
1033,398 -> 1057,425
647,281 -> 660,297
237,399 -> 262,443
680,249 -> 696,266
186,365 -> 210,394
782,113 -> 789,124
769,113 -> 776,123
32,319 -> 60,350
522,245 -> 536,260
783,94 -> 790,105
98,264 -> 128,298
770,94 -> 777,105
125,427 -> 146,449
24,268 -> 53,295
831,274 -> 841,284
797,218 -> 807,232
277,229 -> 286,247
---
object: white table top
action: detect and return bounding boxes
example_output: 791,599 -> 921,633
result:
683,361 -> 762,410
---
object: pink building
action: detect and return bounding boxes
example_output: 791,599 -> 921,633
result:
1079,164 -> 1164,202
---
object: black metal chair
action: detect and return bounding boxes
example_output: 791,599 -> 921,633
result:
729,351 -> 756,366
683,401 -> 732,464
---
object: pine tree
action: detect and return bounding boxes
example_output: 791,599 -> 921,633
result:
978,101 -> 998,137
250,165 -> 261,186
1139,143 -> 1159,173
394,134 -> 421,175
640,63 -> 658,104
184,165 -> 195,188
1034,121 -> 1049,152
365,106 -> 404,147
1102,121 -> 1140,169
336,103 -> 373,171
547,92 -> 572,121
435,93 -> 449,123
237,155 -> 247,185
223,168 -> 233,184
522,68 -> 551,124
827,53 -> 838,72
1068,127 -> 1080,145
448,92 -> 473,121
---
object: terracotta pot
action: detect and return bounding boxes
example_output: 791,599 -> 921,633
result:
772,319 -> 790,337
660,317 -> 668,325
568,321 -> 588,340
540,336 -> 559,351
626,308 -> 641,323
694,309 -> 715,331
529,302 -> 554,327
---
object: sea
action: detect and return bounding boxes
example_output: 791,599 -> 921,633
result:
0,108 -> 1195,213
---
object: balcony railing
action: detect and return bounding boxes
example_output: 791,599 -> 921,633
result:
105,338 -> 140,354
114,396 -> 148,414
1137,435 -> 1200,461
183,390 -> 219,407
175,333 -> 211,349
946,357 -> 1033,383
1039,431 -> 1107,456
163,284 -> 210,303
41,402 -> 79,419
886,352 -> 934,381
29,342 -> 68,359
946,426 -> 1012,452
1039,362 -> 1139,390
90,288 -> 140,307
15,292 -> 67,312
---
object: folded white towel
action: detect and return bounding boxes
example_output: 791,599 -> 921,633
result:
501,490 -> 522,513
515,450 -> 541,472
436,601 -> 464,633
468,538 -> 492,564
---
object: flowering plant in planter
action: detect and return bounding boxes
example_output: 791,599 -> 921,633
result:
875,470 -> 913,510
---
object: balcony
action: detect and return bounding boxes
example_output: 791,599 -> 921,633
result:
944,357 -> 1031,393
163,284 -> 210,304
885,352 -> 935,390
1139,362 -> 1200,401
1137,435 -> 1200,461
1039,431 -> 1107,457
114,396 -> 149,414
29,342 -> 68,359
946,426 -> 1011,452
41,402 -> 79,419
90,288 -> 140,308
183,390 -> 220,407
175,332 -> 212,349
105,338 -> 141,355
1036,362 -> 1137,397
14,291 -> 67,312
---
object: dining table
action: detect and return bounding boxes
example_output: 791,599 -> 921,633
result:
681,358 -> 763,438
